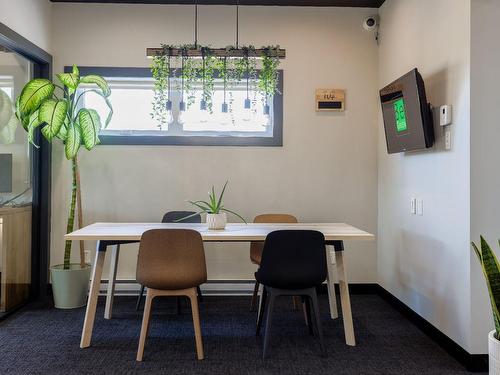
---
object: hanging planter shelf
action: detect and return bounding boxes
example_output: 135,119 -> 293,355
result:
146,47 -> 286,59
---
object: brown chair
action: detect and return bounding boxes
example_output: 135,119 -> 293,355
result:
250,214 -> 298,311
136,229 -> 207,361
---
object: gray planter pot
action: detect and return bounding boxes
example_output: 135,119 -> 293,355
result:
50,263 -> 91,309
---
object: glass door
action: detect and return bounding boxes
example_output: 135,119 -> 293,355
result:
0,45 -> 34,315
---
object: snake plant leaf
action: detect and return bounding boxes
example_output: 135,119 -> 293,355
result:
78,108 -> 101,150
188,200 -> 213,213
80,75 -> 111,97
65,121 -> 81,160
472,238 -> 500,338
56,73 -> 79,90
39,99 -> 68,141
17,79 -> 54,117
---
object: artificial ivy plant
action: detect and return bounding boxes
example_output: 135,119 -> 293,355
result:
150,44 -> 281,128
15,65 -> 113,269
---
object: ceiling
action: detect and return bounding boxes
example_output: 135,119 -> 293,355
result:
50,0 -> 385,7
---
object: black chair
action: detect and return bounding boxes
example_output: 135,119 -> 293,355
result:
135,211 -> 203,311
255,230 -> 327,359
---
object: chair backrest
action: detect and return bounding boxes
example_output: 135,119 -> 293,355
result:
250,214 -> 298,263
257,230 -> 327,289
136,229 -> 207,290
162,211 -> 202,223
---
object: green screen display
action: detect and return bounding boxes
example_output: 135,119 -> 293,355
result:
393,98 -> 408,133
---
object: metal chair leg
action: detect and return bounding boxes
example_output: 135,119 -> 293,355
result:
136,285 -> 145,311
310,289 -> 326,357
262,289 -> 276,359
303,296 -> 313,335
250,281 -> 260,311
256,287 -> 267,336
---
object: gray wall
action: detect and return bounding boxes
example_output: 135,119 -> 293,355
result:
377,0 -> 472,351
50,4 -> 380,283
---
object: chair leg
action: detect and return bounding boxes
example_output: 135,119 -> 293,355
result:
188,288 -> 205,360
197,286 -> 203,303
136,285 -> 145,311
250,281 -> 260,311
309,289 -> 326,357
303,296 -> 313,335
292,296 -> 301,311
136,289 -> 154,361
262,289 -> 276,359
256,286 -> 267,336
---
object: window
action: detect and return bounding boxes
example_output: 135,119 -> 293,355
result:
67,67 -> 283,146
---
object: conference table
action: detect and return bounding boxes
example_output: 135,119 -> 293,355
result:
65,222 -> 374,349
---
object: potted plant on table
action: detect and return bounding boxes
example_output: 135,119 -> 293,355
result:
182,181 -> 246,230
472,237 -> 500,373
15,65 -> 112,309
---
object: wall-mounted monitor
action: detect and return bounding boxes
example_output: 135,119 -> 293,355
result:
0,154 -> 12,193
380,68 -> 434,154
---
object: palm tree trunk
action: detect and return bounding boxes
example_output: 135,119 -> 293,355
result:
63,157 -> 78,269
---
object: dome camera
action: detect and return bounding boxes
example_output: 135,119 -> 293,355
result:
363,15 -> 379,31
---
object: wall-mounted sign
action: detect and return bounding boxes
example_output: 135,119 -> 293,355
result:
315,89 -> 345,112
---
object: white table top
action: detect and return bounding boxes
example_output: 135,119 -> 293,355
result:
65,222 -> 374,242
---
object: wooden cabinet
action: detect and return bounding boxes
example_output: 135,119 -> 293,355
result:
0,205 -> 31,312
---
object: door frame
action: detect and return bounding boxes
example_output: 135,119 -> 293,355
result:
0,22 -> 52,302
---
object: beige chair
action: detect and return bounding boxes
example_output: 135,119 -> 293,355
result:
136,229 -> 207,361
249,214 -> 298,311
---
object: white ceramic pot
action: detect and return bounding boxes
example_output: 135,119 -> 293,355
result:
489,330 -> 500,374
206,212 -> 227,230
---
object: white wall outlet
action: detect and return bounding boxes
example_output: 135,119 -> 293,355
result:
416,199 -> 424,216
445,128 -> 451,150
411,198 -> 417,214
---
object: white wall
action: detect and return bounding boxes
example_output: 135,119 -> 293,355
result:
0,0 -> 52,53
377,0 -> 472,351
50,4 -> 379,284
470,0 -> 500,354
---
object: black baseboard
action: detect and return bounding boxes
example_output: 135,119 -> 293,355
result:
376,286 -> 488,373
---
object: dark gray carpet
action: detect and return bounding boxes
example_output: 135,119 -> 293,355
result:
0,294 -> 483,375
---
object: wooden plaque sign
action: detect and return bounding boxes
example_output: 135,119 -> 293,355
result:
315,89 -> 345,112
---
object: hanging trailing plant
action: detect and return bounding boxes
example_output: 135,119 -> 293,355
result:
180,44 -> 198,108
258,45 -> 281,114
233,45 -> 257,109
218,56 -> 229,113
200,47 -> 217,113
150,46 -> 171,129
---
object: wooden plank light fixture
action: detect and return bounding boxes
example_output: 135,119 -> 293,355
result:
146,0 -> 286,59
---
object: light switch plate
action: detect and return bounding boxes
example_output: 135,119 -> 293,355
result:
417,199 -> 424,216
411,198 -> 417,214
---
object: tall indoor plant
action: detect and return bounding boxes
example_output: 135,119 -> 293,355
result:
15,65 -> 112,308
472,237 -> 500,373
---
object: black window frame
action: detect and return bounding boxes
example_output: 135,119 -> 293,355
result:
65,66 -> 283,147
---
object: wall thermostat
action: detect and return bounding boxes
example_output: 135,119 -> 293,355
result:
439,105 -> 452,126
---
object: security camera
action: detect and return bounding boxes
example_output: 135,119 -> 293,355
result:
363,15 -> 379,31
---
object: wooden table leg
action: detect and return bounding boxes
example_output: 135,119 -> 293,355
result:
104,244 -> 120,320
80,241 -> 106,348
336,249 -> 356,346
326,245 -> 339,319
